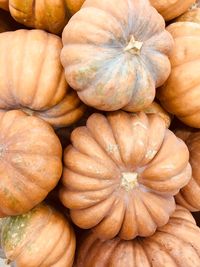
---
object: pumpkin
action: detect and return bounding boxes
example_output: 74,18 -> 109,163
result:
174,130 -> 200,211
65,0 -> 85,15
143,101 -> 172,128
5,0 -> 70,34
0,0 -> 8,11
75,206 -> 200,267
59,111 -> 191,240
0,110 -> 62,217
0,203 -> 76,267
150,0 -> 195,21
61,0 -> 173,112
157,22 -> 200,128
176,0 -> 200,24
0,29 -> 85,128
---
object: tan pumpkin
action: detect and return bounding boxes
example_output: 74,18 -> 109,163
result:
61,0 -> 173,112
75,206 -> 200,267
59,111 -> 191,240
157,22 -> 200,128
174,130 -> 200,211
0,203 -> 76,267
176,0 -> 200,24
0,29 -> 85,128
143,101 -> 172,128
150,0 -> 195,21
0,110 -> 62,217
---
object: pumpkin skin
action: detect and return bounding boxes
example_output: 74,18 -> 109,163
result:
0,0 -> 8,11
75,206 -> 200,267
175,130 -> 200,211
143,101 -> 172,128
61,0 -> 173,112
0,29 -> 85,128
0,110 -> 62,217
65,0 -> 84,15
59,111 -> 191,240
176,1 -> 200,24
6,0 -> 70,34
157,22 -> 200,128
150,0 -> 195,21
0,203 -> 76,267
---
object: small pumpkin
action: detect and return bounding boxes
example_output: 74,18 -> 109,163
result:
0,29 -> 85,128
0,110 -> 62,217
157,22 -> 200,128
59,111 -> 191,240
75,206 -> 200,267
0,203 -> 76,267
174,130 -> 200,211
61,0 -> 173,112
176,0 -> 200,24
150,0 -> 195,21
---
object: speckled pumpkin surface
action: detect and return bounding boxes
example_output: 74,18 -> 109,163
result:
0,204 -> 76,267
0,29 -> 85,128
175,130 -> 200,211
0,110 -> 62,217
61,0 -> 173,112
59,111 -> 191,240
150,0 -> 195,21
157,22 -> 200,128
75,206 -> 200,267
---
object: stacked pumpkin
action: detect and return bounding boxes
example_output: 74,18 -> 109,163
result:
0,0 -> 200,266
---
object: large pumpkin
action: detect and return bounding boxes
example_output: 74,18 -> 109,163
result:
59,111 -> 191,240
175,130 -> 200,211
150,0 -> 195,21
157,22 -> 200,128
0,110 -> 62,217
0,203 -> 76,267
75,206 -> 200,267
0,29 -> 85,128
61,0 -> 173,112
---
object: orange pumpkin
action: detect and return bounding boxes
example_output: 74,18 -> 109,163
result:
0,110 -> 62,217
0,203 -> 76,267
150,0 -> 195,21
176,0 -> 200,24
75,206 -> 200,267
175,130 -> 200,211
65,0 -> 84,14
157,22 -> 200,128
0,0 -> 8,11
61,0 -> 173,112
59,111 -> 191,240
0,29 -> 85,128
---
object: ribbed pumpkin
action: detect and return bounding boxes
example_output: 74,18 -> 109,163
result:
0,29 -> 85,128
176,0 -> 200,24
65,0 -> 84,14
59,111 -> 191,240
175,130 -> 200,211
75,206 -> 200,267
157,22 -> 200,128
61,0 -> 173,112
143,101 -> 172,128
0,203 -> 76,267
150,0 -> 195,21
0,110 -> 62,217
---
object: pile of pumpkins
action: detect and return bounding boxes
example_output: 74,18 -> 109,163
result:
1,0 -> 200,266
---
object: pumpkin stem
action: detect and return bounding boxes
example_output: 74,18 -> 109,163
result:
124,35 -> 143,55
121,172 -> 139,191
